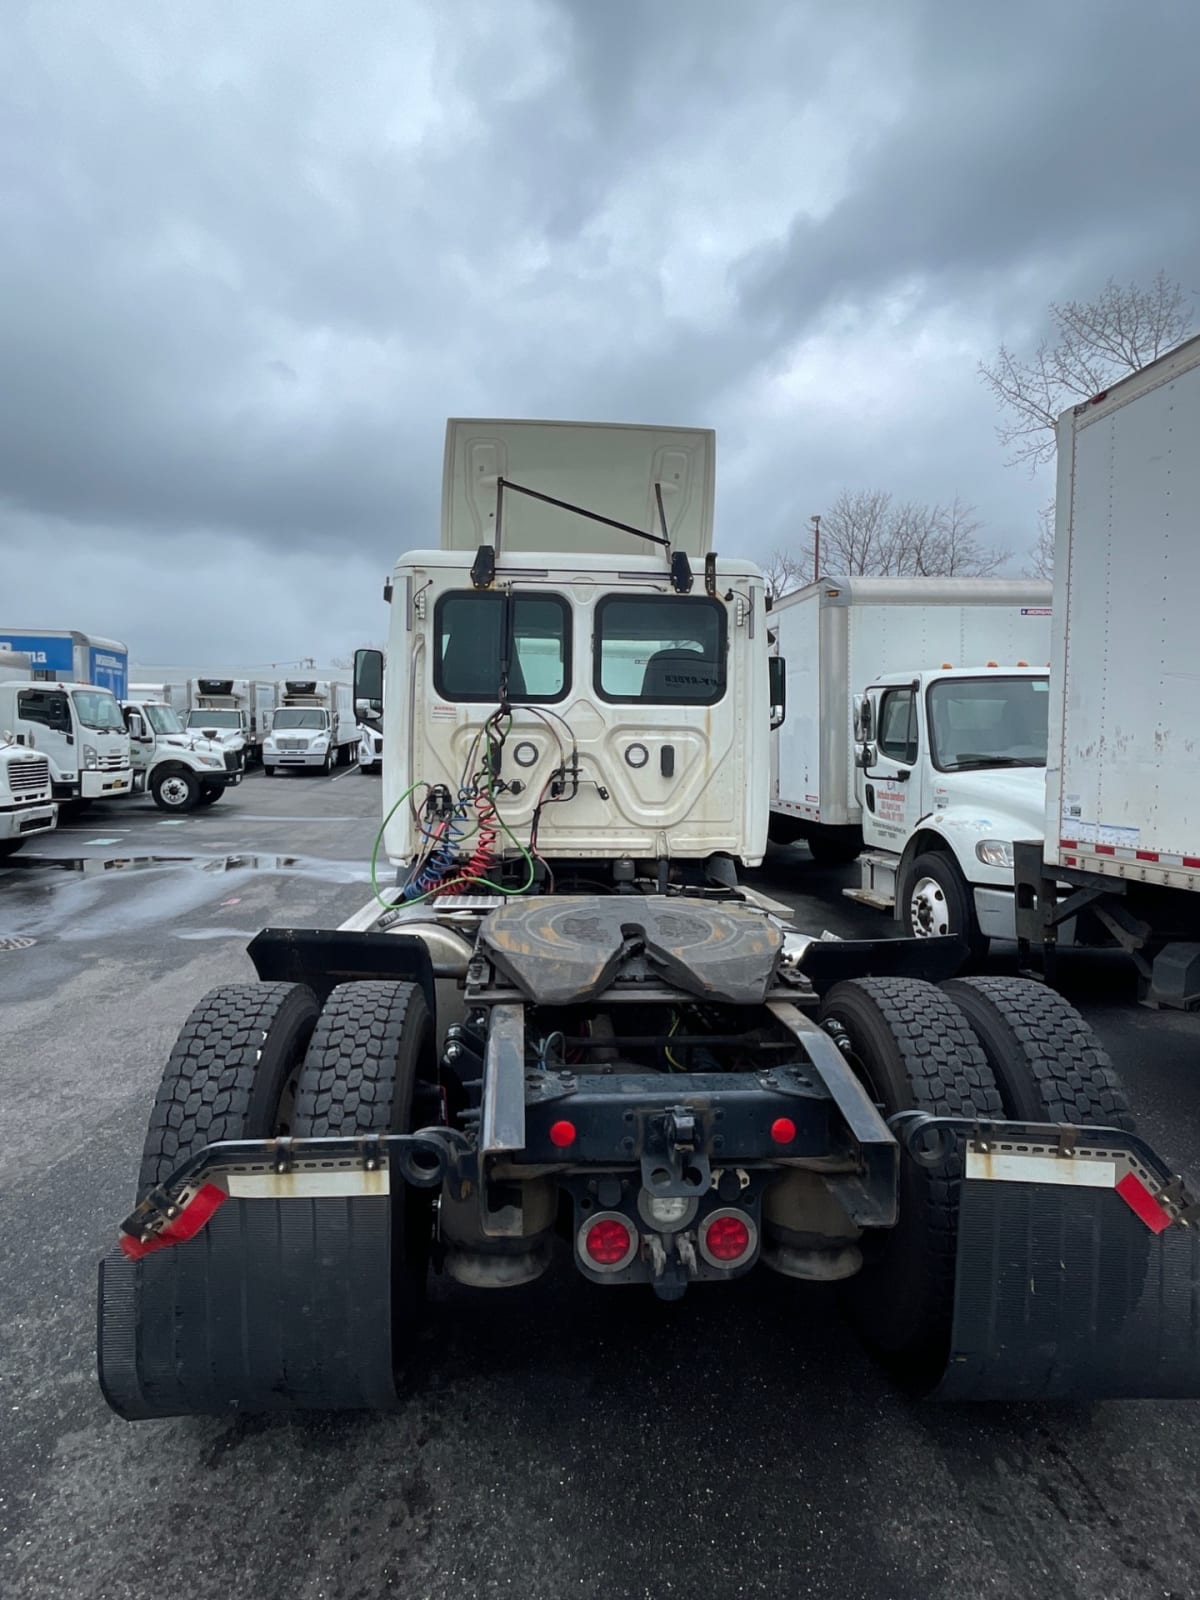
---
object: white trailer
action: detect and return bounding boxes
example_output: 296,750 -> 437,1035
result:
1015,333 -> 1200,1008
264,680 -> 356,774
184,679 -> 277,766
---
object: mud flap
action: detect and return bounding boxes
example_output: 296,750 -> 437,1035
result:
98,1194 -> 398,1419
939,1170 -> 1200,1401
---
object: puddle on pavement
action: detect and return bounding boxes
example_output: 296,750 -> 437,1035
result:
4,853 -> 300,876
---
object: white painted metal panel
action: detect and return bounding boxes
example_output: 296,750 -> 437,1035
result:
1048,334 -> 1200,889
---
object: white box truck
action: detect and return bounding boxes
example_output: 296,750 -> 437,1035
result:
770,578 -> 1053,957
264,680 -> 357,774
120,694 -> 244,812
0,677 -> 132,806
1015,333 -> 1200,1008
183,679 -> 277,767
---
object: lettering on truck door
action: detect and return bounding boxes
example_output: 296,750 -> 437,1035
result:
862,684 -> 922,849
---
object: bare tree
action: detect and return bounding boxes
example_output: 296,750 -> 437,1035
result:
774,489 -> 1008,579
1025,501 -> 1056,580
761,545 -> 811,601
979,271 -> 1193,470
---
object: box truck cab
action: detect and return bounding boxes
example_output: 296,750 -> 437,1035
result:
847,666 -> 1050,957
120,698 -> 243,812
0,738 -> 57,856
0,681 -> 132,804
264,681 -> 356,774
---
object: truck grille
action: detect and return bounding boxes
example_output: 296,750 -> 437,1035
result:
98,752 -> 126,771
9,757 -> 50,799
277,738 -> 308,752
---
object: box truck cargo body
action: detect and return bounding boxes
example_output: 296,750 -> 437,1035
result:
1016,333 -> 1200,1008
0,630 -> 128,697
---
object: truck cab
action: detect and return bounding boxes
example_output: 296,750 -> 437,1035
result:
0,681 -> 132,804
120,698 -> 242,812
377,419 -> 770,876
847,666 -> 1050,954
183,679 -> 277,767
0,740 -> 57,855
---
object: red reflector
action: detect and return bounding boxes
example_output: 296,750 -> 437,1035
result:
584,1217 -> 633,1265
549,1119 -> 577,1148
704,1213 -> 751,1261
770,1116 -> 797,1145
119,1182 -> 227,1260
1115,1172 -> 1172,1235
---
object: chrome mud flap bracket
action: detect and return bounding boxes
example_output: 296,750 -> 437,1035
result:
894,1115 -> 1200,1401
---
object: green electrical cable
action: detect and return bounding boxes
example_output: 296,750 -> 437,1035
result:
369,771 -> 537,914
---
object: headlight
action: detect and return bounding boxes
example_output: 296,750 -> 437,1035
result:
976,839 -> 1014,868
83,745 -> 98,769
197,755 -> 223,769
313,735 -> 330,747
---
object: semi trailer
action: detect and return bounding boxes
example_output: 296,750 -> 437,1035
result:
98,418 -> 1200,1418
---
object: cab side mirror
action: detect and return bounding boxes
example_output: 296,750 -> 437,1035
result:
126,712 -> 146,740
853,695 -> 874,742
769,656 -> 787,730
354,648 -> 384,713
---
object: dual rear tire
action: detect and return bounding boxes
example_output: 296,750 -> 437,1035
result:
819,975 -> 1132,1387
137,978 -> 436,1354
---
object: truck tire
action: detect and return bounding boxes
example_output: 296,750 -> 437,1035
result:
321,749 -> 333,775
291,981 -> 436,1322
0,838 -> 26,858
137,982 -> 320,1199
264,763 -> 277,777
151,767 -> 200,813
941,976 -> 1134,1130
197,783 -> 223,807
819,976 -> 1003,1386
902,850 -> 988,966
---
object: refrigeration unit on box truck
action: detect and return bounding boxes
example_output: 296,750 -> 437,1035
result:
1015,333 -> 1200,1009
0,630 -> 128,698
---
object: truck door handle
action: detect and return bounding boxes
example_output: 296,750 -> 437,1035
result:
893,769 -> 910,782
660,745 -> 675,778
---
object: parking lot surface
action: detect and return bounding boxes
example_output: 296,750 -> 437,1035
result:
2,771 -> 1198,1600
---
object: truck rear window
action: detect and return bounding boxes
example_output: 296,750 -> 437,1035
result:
434,592 -> 570,703
593,596 -> 726,704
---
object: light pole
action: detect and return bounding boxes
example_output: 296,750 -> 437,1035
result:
810,514 -> 821,582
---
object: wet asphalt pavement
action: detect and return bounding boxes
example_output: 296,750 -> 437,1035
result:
1,769 -> 1198,1600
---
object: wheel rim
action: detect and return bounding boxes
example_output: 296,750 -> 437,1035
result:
160,776 -> 190,807
909,876 -> 951,938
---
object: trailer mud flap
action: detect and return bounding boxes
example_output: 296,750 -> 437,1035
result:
98,1194 -> 398,1419
939,1164 -> 1200,1401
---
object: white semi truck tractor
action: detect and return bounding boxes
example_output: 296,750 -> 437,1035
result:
98,418 -> 1200,1419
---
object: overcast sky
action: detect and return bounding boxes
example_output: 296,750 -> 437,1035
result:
3,0 -> 1197,665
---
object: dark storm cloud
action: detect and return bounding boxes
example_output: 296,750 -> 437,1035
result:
1,0 -> 1197,662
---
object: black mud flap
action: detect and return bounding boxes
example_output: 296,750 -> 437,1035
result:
98,1195 -> 398,1419
939,1155 -> 1200,1401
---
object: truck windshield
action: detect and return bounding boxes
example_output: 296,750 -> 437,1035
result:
186,710 -> 242,729
71,690 -> 126,733
927,676 -> 1049,771
594,596 -> 726,704
274,708 -> 328,729
145,704 -> 184,735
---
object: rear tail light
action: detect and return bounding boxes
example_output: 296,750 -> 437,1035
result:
579,1212 -> 638,1271
699,1209 -> 756,1268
